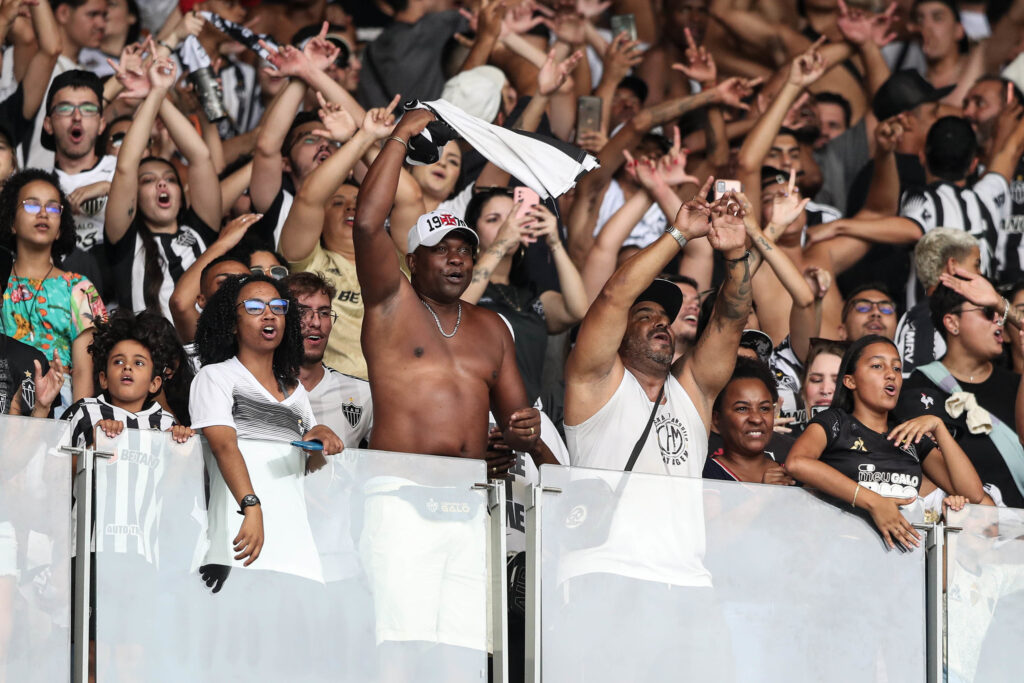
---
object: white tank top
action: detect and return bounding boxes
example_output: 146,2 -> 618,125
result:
565,369 -> 707,476
560,369 -> 711,588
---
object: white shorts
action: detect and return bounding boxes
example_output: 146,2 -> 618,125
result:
358,491 -> 486,651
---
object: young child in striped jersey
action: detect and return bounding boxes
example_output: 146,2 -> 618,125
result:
57,311 -> 194,448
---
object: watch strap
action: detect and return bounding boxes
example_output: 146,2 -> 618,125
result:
666,225 -> 687,249
237,494 -> 260,515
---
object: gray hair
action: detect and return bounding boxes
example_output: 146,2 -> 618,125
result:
914,228 -> 979,290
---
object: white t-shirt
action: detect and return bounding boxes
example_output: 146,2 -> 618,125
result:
306,364 -> 373,448
190,357 -> 323,582
562,369 -> 711,588
76,48 -> 116,78
57,154 -> 116,252
594,179 -> 667,249
190,356 -> 317,441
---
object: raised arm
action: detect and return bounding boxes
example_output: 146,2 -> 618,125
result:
157,95 -> 222,230
353,109 -> 434,308
858,115 -> 904,218
530,203 -> 589,333
565,177 -> 716,424
20,0 -> 60,121
250,44 -> 311,213
280,96 -> 395,263
105,58 -> 176,245
581,189 -> 653,303
461,203 -> 532,304
986,102 -> 1024,182
676,191 -> 753,425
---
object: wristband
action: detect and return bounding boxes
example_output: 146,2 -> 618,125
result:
157,39 -> 175,52
666,225 -> 687,250
387,135 -> 408,150
724,250 -> 751,263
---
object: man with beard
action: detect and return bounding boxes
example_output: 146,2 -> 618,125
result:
42,71 -> 116,298
662,273 -> 701,362
283,271 -> 372,447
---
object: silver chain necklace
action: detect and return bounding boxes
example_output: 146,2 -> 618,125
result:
421,298 -> 462,338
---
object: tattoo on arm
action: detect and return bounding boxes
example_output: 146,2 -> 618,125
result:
718,257 -> 753,322
127,204 -> 134,219
647,90 -> 716,126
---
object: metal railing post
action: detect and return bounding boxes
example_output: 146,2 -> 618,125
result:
918,522 -> 945,683
482,481 -> 509,683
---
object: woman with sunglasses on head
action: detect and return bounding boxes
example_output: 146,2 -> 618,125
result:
1,169 -> 106,405
104,55 -> 223,322
786,334 -> 992,550
895,279 -> 1024,509
191,273 -> 342,570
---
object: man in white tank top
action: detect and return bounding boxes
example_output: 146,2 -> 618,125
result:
554,178 -> 752,680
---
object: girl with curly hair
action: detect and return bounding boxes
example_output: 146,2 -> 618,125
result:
190,273 -> 342,570
0,169 -> 105,404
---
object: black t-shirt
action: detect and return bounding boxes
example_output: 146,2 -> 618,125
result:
1,84 -> 36,155
0,333 -> 47,415
810,408 -> 935,499
897,368 -> 1024,507
704,431 -> 794,481
478,282 -> 548,405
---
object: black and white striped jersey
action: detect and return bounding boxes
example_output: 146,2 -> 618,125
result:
307,364 -> 373,448
997,158 -> 1024,283
63,395 -> 177,562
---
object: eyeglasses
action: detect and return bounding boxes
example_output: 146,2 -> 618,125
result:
237,298 -> 289,316
850,299 -> 896,315
287,134 -> 342,154
297,305 -> 338,323
50,102 -> 100,118
958,305 -> 1000,322
250,265 -> 289,280
21,199 -> 63,216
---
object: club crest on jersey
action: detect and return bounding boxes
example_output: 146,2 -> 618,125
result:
175,231 -> 198,248
851,437 -> 867,452
342,400 -> 362,428
920,393 -> 934,409
654,414 -> 689,466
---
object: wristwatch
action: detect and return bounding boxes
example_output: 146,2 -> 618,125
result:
666,225 -> 688,249
237,494 -> 261,515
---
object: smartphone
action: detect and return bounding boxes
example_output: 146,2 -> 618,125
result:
513,186 -> 540,218
576,95 -> 602,140
610,13 -> 638,42
291,439 -> 324,451
714,179 -> 742,200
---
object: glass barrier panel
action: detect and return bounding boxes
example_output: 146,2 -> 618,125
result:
94,431 -> 491,682
538,465 -> 926,683
946,504 -> 1024,683
0,416 -> 72,683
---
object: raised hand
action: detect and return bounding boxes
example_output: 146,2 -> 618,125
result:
538,48 -> 583,96
577,129 -> 607,154
502,1 -> 549,35
478,0 -> 509,38
525,203 -> 562,247
217,212 -> 263,250
671,27 -> 716,84
803,265 -> 832,299
708,191 -> 749,253
312,91 -> 357,142
788,36 -> 827,87
622,149 -> 663,191
32,352 -> 64,415
361,94 -> 401,140
713,76 -> 762,111
672,175 -> 714,239
937,266 -> 1004,309
656,126 -> 699,187
869,2 -> 899,47
173,9 -> 205,43
602,31 -> 644,83
493,201 -> 538,250
261,40 -> 309,79
769,168 -> 810,229
110,42 -> 149,99
875,114 -> 905,153
148,56 -> 178,93
549,10 -> 586,45
302,21 -> 342,72
394,107 -> 435,140
576,0 -> 611,19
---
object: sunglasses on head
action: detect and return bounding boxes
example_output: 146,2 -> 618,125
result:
250,265 -> 289,280
237,298 -> 289,316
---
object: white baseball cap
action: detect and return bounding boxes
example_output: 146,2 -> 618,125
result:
407,210 -> 479,254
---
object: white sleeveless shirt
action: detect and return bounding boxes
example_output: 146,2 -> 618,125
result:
560,369 -> 711,587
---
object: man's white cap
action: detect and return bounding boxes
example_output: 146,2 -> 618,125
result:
441,65 -> 506,122
407,210 -> 480,254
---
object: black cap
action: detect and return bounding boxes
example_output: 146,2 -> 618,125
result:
739,329 -> 773,364
632,278 -> 683,322
873,70 -> 955,122
41,70 -> 104,152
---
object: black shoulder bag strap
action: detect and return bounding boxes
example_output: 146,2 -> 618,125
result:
623,382 -> 666,472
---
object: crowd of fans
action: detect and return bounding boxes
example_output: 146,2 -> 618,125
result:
2,0 -> 1024,675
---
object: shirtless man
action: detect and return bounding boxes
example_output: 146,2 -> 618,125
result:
354,107 -> 542,471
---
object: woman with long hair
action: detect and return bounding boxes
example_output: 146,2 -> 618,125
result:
0,169 -> 105,403
104,55 -> 222,321
459,187 -> 588,405
190,273 -> 342,568
786,335 -> 991,550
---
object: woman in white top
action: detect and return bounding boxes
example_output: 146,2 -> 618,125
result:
190,273 -> 342,568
